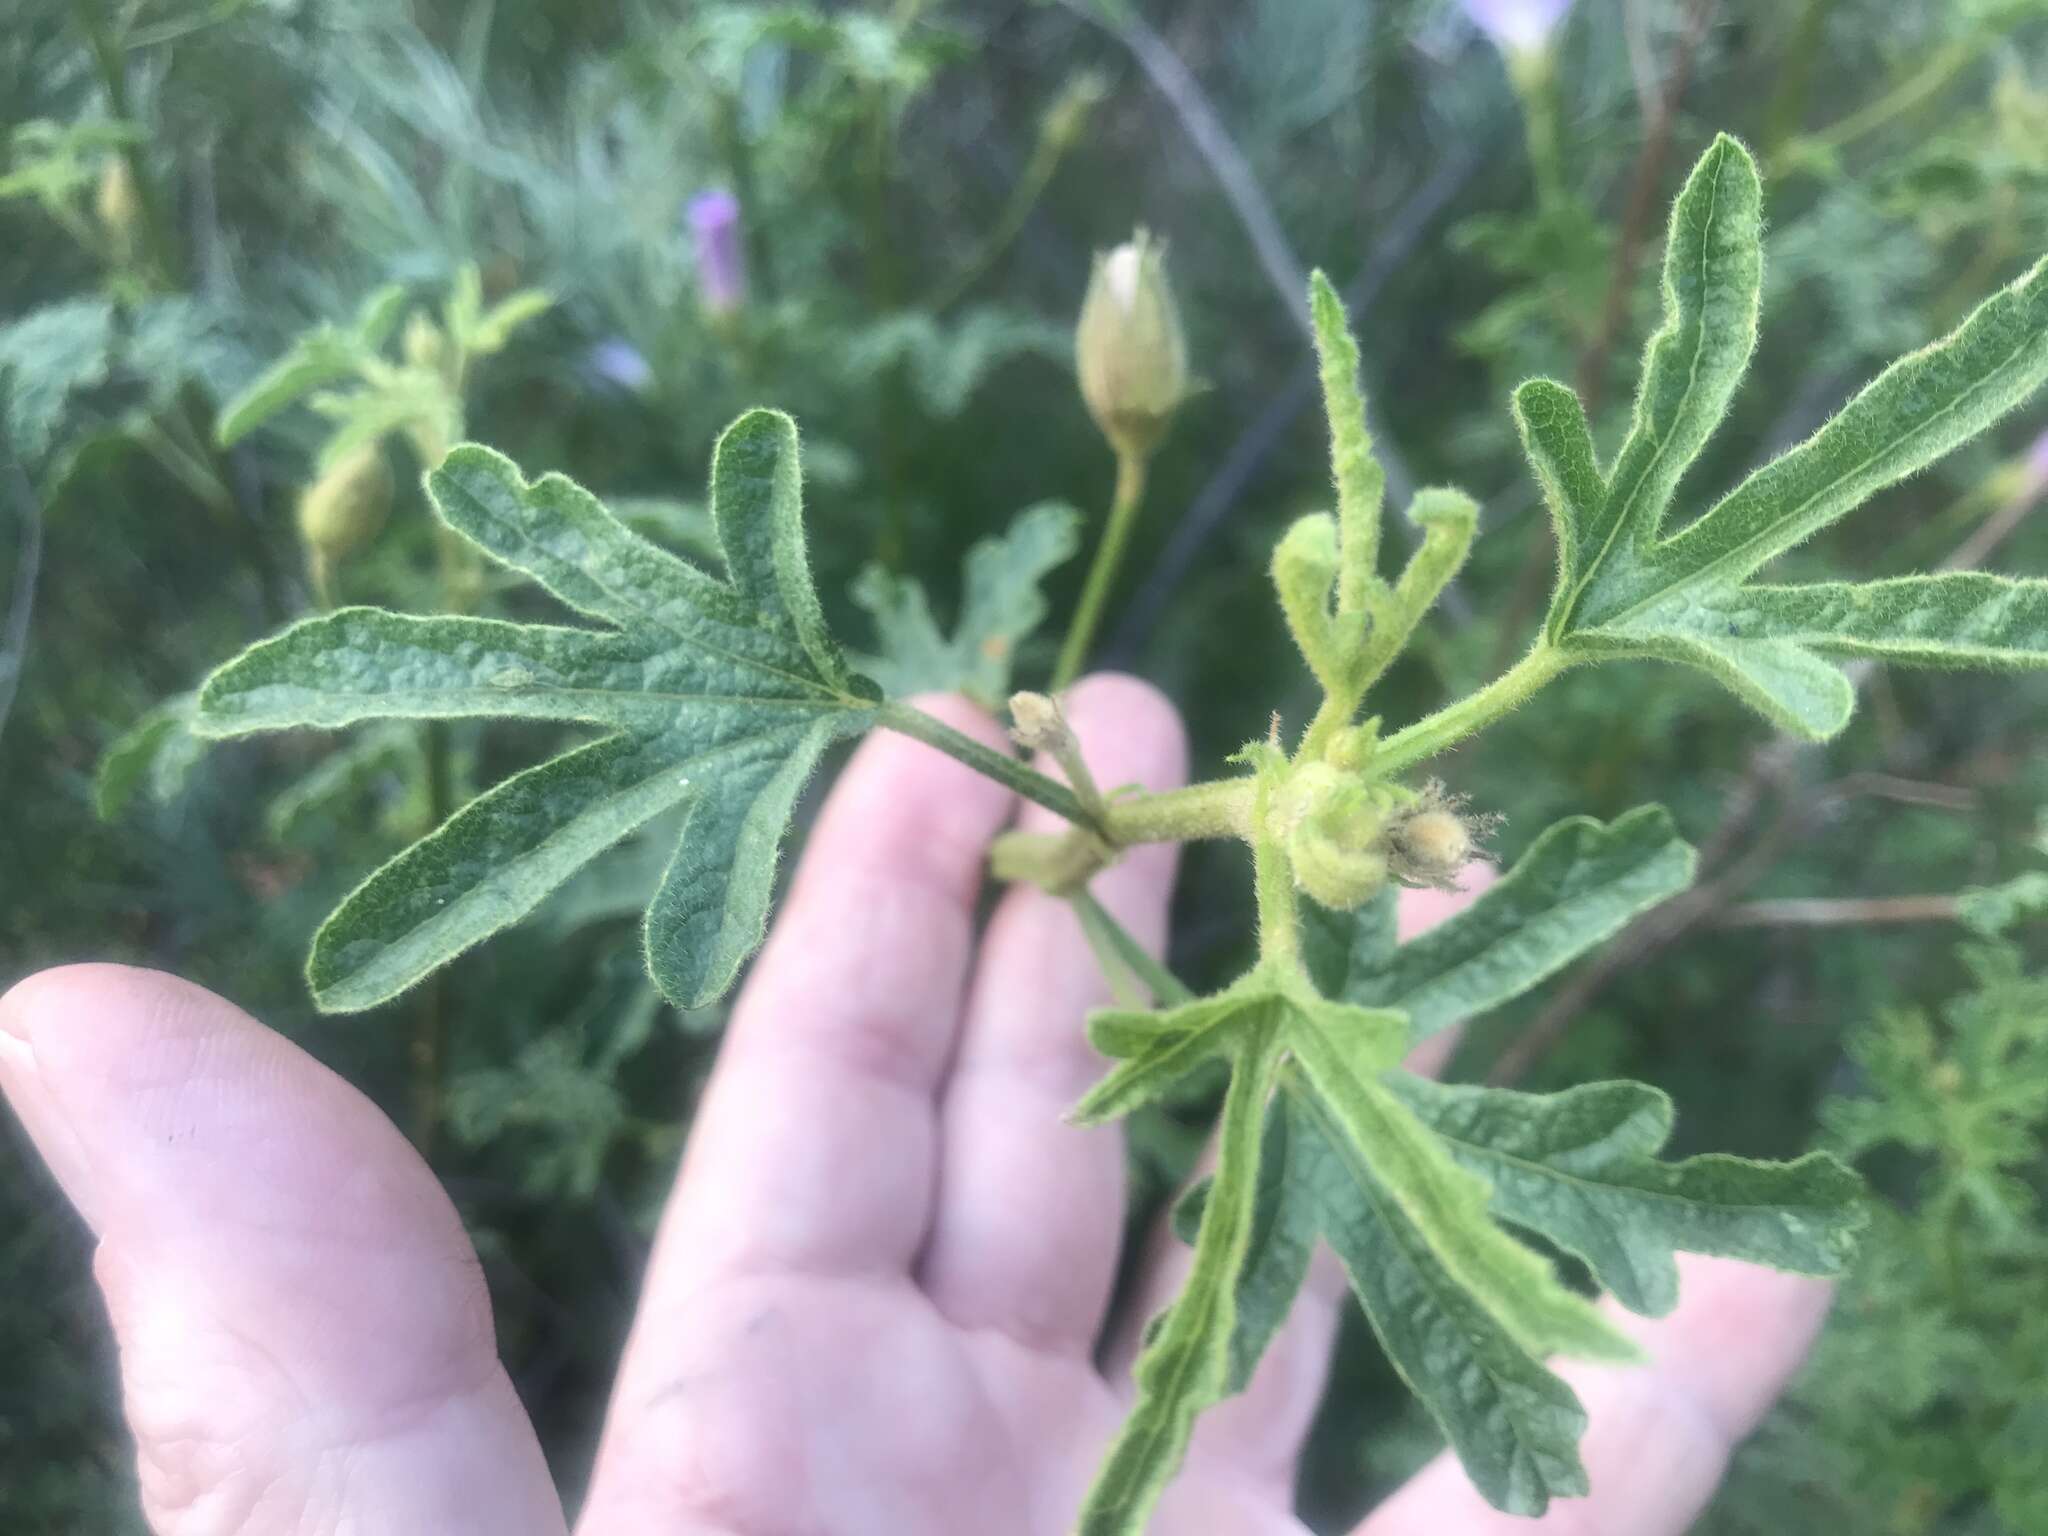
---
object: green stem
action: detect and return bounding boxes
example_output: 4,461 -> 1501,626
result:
713,89 -> 775,305
877,699 -> 1099,829
1071,889 -> 1194,1006
1249,773 -> 1301,968
1054,449 -> 1149,690
1782,39 -> 1973,170
1369,642 -> 1570,781
930,80 -> 1090,315
1102,777 -> 1253,845
1761,0 -> 1839,162
1507,45 -> 1564,209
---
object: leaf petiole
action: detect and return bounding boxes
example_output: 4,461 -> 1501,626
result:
1071,888 -> 1195,1006
1368,642 -> 1572,780
875,698 -> 1100,829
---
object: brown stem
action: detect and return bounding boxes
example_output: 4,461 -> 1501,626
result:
1715,895 -> 1960,928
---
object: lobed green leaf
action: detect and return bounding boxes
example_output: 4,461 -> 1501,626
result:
1312,808 -> 1696,1040
852,501 -> 1080,707
1389,1076 -> 1866,1316
1553,134 -> 1762,631
195,408 -> 878,1012
216,324 -> 364,446
1288,1009 -> 1638,1364
1284,1087 -> 1593,1514
1076,1027 -> 1284,1536
1637,254 -> 2048,613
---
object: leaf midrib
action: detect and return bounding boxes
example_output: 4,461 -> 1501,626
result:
1428,1117 -> 1843,1221
1558,142 -> 1731,635
1595,307 -> 2048,634
1291,1084 -> 1574,1487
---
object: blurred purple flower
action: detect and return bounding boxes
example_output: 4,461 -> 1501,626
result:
1461,0 -> 1575,52
2023,428 -> 2048,496
687,189 -> 748,317
586,338 -> 653,393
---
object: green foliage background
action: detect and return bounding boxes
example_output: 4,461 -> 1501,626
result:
4,0 -> 2047,1528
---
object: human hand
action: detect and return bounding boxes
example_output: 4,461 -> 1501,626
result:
0,676 -> 1831,1535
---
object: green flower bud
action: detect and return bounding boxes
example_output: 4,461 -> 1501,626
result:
1076,229 -> 1189,461
1277,763 -> 1397,910
298,443 -> 392,564
403,310 -> 447,374
95,156 -> 139,260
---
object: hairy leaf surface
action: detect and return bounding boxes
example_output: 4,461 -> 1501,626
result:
1389,1076 -> 1866,1315
852,501 -> 1079,707
195,409 -> 880,1011
1518,133 -> 2048,737
1305,807 -> 1696,1040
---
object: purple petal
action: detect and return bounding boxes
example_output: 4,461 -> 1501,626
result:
686,189 -> 747,316
586,338 -> 653,392
1460,0 -> 1575,52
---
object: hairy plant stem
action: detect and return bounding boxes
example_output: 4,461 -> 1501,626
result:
877,699 -> 1098,829
1054,448 -> 1149,690
1071,889 -> 1194,1007
1369,642 -> 1571,781
1250,778 -> 1302,968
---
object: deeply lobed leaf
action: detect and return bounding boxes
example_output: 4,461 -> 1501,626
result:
1388,1076 -> 1866,1316
195,409 -> 879,1012
1304,806 -> 1697,1041
851,501 -> 1079,707
1516,133 -> 2048,739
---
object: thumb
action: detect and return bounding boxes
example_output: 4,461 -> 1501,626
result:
0,964 -> 566,1536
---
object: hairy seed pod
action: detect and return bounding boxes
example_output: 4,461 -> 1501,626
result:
1076,230 -> 1189,461
1382,782 -> 1496,891
298,443 -> 393,564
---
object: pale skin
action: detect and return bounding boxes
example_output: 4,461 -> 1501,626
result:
0,675 -> 1831,1536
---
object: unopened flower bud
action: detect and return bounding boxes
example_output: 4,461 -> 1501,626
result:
687,190 -> 748,318
298,443 -> 392,564
403,310 -> 446,373
95,155 -> 140,260
1076,229 -> 1189,461
1278,763 -> 1395,910
1008,690 -> 1072,755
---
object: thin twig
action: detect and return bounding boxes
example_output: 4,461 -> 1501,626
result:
1716,894 -> 1960,928
1060,0 -> 1309,342
1575,0 -> 1717,415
